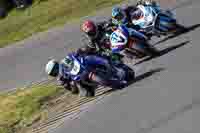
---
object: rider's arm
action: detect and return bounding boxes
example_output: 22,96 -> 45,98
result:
97,18 -> 113,28
57,75 -> 65,86
79,34 -> 98,55
97,19 -> 117,32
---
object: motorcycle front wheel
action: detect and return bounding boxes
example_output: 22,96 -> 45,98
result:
76,81 -> 96,97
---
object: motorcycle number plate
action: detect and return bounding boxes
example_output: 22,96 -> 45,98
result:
110,30 -> 127,47
70,60 -> 81,75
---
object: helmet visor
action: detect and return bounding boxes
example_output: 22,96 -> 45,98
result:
50,63 -> 59,77
87,30 -> 96,37
132,9 -> 144,20
113,12 -> 124,21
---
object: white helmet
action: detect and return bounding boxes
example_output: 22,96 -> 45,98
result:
145,0 -> 152,5
45,59 -> 59,77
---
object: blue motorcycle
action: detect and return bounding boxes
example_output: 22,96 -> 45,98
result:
62,53 -> 135,97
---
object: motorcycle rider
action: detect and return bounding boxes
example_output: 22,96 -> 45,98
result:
45,52 -> 127,97
111,5 -> 152,40
45,58 -> 78,93
111,0 -> 160,25
78,19 -> 115,56
80,19 -> 142,64
79,19 -> 124,64
111,0 -> 162,38
111,5 -> 136,26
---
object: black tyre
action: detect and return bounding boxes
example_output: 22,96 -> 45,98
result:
86,87 -> 95,97
131,42 -> 159,58
117,64 -> 135,82
144,44 -> 160,57
155,13 -> 177,33
71,86 -> 79,94
174,23 -> 187,33
63,81 -> 79,94
125,67 -> 135,82
69,81 -> 79,94
12,0 -> 32,9
78,82 -> 96,97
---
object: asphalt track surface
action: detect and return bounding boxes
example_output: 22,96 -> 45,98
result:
0,0 -> 199,133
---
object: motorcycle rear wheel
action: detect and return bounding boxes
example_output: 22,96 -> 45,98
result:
129,42 -> 159,58
155,13 -> 178,34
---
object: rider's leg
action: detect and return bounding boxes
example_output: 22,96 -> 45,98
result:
127,27 -> 148,41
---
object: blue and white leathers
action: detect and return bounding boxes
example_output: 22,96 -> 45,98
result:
131,4 -> 176,33
132,5 -> 158,29
59,53 -> 110,81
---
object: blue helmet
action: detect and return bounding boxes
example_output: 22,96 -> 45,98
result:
112,7 -> 121,18
111,7 -> 128,25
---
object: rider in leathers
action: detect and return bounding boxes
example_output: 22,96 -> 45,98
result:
78,19 -> 123,63
79,19 -> 148,61
78,20 -> 114,55
45,52 -> 126,97
111,0 -> 161,38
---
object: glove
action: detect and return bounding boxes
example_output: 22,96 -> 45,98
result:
101,49 -> 111,57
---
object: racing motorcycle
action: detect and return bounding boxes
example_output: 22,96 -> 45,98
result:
108,25 -> 158,59
65,53 -> 135,97
131,5 -> 185,38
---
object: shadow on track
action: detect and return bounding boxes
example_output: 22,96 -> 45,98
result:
154,24 -> 200,45
135,40 -> 190,65
128,67 -> 165,86
136,98 -> 200,133
99,67 -> 165,95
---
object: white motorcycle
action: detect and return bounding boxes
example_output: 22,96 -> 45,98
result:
131,4 -> 184,38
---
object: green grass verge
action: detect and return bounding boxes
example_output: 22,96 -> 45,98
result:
0,83 -> 64,133
0,0 -> 124,47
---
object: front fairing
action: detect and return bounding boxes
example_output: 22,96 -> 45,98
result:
62,54 -> 85,81
132,5 -> 157,28
110,25 -> 129,53
62,66 -> 83,81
